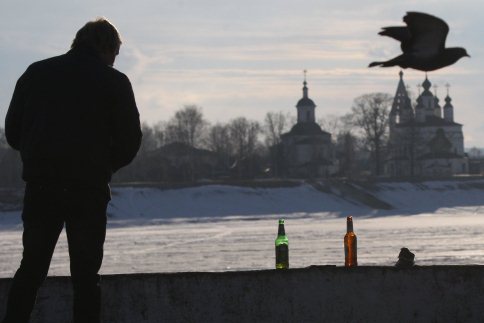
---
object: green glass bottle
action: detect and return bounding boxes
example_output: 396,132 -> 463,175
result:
275,219 -> 289,269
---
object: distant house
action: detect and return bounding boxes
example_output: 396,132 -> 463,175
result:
468,159 -> 484,175
385,71 -> 468,177
152,142 -> 221,181
281,76 -> 335,178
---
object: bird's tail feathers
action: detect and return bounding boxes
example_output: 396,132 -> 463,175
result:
369,55 -> 406,68
368,60 -> 398,68
368,61 -> 383,68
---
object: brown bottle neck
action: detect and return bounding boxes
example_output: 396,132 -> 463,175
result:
346,218 -> 353,233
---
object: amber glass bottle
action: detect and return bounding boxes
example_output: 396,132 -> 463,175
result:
275,219 -> 289,269
344,216 -> 357,267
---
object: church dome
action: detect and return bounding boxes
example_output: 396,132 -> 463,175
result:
422,77 -> 431,91
420,77 -> 433,96
296,97 -> 316,107
288,122 -> 325,135
444,95 -> 453,107
296,79 -> 316,108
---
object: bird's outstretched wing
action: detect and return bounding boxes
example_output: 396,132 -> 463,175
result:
370,12 -> 468,71
378,27 -> 411,43
403,11 -> 449,56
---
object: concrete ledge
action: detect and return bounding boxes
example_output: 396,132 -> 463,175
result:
1,266 -> 484,322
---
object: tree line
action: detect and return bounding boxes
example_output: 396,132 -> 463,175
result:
2,93 -> 482,187
111,95 -> 390,183
0,94 -> 393,186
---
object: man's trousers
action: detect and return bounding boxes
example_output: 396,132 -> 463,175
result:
2,182 -> 110,323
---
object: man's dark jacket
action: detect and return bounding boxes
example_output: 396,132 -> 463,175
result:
5,48 -> 142,186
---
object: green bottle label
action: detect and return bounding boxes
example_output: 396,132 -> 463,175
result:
276,244 -> 289,268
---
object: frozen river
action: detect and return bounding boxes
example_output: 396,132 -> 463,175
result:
1,181 -> 484,277
1,210 -> 484,278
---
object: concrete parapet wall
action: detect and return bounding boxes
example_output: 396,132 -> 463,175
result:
1,266 -> 484,322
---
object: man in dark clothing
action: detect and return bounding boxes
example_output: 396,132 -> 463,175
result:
2,18 -> 142,323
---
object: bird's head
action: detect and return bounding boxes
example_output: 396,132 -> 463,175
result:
443,47 -> 470,67
454,47 -> 471,59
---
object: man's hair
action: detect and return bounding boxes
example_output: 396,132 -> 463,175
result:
71,17 -> 122,54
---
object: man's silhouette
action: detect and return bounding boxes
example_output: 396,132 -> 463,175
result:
2,18 -> 142,323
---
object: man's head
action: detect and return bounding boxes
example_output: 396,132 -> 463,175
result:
71,17 -> 122,66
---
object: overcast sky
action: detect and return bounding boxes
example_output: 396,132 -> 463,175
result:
1,0 -> 482,146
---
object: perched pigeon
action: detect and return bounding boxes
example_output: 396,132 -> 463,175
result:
369,12 -> 470,71
395,247 -> 415,268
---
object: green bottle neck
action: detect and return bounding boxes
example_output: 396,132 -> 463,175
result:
278,223 -> 286,236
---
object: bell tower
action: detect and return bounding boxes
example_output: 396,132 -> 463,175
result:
296,70 -> 316,123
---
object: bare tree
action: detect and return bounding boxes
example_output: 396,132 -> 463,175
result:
205,123 -> 232,168
228,117 -> 261,178
165,105 -> 207,147
263,112 -> 291,177
164,123 -> 181,145
140,122 -> 159,153
205,123 -> 230,153
152,121 -> 166,147
318,114 -> 341,138
351,93 -> 392,176
264,111 -> 290,146
317,114 -> 363,178
234,118 -> 261,157
319,113 -> 356,136
333,131 -> 357,178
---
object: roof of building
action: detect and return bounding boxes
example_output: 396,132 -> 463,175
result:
283,122 -> 330,136
396,115 -> 462,127
443,94 -> 453,109
296,97 -> 316,107
296,79 -> 316,108
154,142 -> 216,157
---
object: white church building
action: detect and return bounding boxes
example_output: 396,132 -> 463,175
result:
281,76 -> 335,178
385,71 -> 468,177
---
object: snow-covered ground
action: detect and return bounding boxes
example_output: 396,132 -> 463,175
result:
1,180 -> 484,277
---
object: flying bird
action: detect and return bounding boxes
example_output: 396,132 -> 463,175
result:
368,12 -> 470,71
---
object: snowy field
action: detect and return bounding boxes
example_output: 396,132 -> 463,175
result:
1,180 -> 484,277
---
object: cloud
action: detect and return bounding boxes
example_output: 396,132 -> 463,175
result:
1,0 -> 483,145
